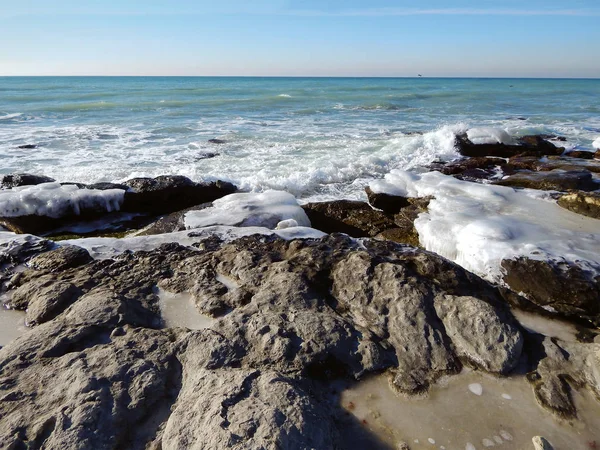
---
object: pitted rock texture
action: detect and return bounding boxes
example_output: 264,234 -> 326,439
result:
0,234 -> 596,449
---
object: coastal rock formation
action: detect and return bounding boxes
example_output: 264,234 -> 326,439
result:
434,156 -> 507,181
0,175 -> 237,236
122,175 -> 237,215
495,169 -> 597,192
0,234 -> 537,449
1,173 -> 55,189
502,257 -> 600,326
557,191 -> 600,219
303,198 -> 428,247
302,200 -> 396,237
456,134 -> 563,158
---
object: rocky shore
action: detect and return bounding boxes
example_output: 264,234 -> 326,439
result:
1,133 -> 599,449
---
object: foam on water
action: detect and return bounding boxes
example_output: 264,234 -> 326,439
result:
370,170 -> 600,283
594,137 -> 600,149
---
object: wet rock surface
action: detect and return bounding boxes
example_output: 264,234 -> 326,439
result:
1,234 -> 569,449
302,200 -> 396,237
557,191 -> 600,219
122,175 -> 237,215
1,173 -> 56,189
502,257 -> 600,326
456,134 -> 564,158
0,175 -> 238,236
495,169 -> 598,192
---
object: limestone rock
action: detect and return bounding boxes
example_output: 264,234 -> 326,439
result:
502,257 -> 600,326
122,175 -> 237,215
557,191 -> 600,219
1,173 -> 55,189
496,169 -> 597,192
365,186 -> 409,214
302,200 -> 396,237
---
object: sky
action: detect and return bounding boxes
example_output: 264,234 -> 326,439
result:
1,0 -> 599,77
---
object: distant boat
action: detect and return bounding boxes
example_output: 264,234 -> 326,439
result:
418,74 -> 422,77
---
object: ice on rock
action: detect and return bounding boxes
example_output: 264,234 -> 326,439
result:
369,170 -> 600,283
0,183 -> 124,218
467,127 -> 517,145
63,226 -> 325,260
184,190 -> 311,230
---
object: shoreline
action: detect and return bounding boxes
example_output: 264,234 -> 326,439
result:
0,131 -> 599,448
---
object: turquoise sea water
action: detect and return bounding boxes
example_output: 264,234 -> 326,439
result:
1,77 -> 599,200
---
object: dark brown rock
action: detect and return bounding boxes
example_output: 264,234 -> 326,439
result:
208,138 -> 227,144
365,186 -> 409,214
495,170 -> 597,192
122,176 -> 237,215
502,257 -> 600,326
456,134 -> 563,159
17,144 -> 37,149
557,191 -> 600,219
1,173 -> 55,189
564,150 -> 594,159
302,200 -> 396,237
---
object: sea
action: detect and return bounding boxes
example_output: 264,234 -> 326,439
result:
1,77 -> 599,202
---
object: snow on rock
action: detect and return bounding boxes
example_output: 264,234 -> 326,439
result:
466,127 -> 517,145
184,190 -> 311,230
369,170 -> 600,283
0,183 -> 124,218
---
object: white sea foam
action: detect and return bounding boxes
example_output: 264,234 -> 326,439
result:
369,170 -> 600,283
466,127 -> 516,145
0,113 -> 23,121
593,137 -> 600,149
184,191 -> 311,230
0,183 -> 124,218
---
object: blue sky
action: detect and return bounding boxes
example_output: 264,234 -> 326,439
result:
1,0 -> 599,77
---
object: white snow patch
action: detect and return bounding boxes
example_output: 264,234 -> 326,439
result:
369,170 -> 600,283
184,190 -> 310,230
469,383 -> 483,396
467,127 -> 517,145
0,183 -> 124,218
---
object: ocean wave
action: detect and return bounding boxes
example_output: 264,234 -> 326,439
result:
0,113 -> 23,121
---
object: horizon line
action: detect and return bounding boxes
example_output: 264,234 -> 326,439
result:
1,75 -> 599,80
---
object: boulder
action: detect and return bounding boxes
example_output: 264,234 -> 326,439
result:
122,176 -> 237,215
564,150 -> 594,159
1,173 -> 55,189
502,257 -> 600,326
507,155 -> 600,174
456,134 -> 563,158
17,144 -> 37,149
302,200 -> 396,237
365,186 -> 409,214
495,170 -> 597,192
557,191 -> 600,219
433,157 -> 508,182
208,138 -> 227,144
